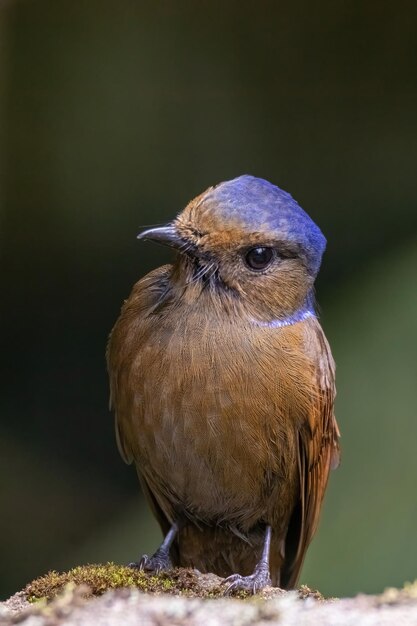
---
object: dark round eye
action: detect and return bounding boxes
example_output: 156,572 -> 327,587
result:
245,246 -> 274,270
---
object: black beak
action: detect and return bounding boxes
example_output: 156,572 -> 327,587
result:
137,225 -> 185,251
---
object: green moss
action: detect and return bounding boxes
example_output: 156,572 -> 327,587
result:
298,584 -> 326,601
27,596 -> 47,604
24,563 -> 226,602
24,563 -> 323,604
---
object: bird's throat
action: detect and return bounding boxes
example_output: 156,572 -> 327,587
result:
249,307 -> 314,328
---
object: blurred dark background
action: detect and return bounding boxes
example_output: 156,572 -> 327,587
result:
1,0 -> 416,600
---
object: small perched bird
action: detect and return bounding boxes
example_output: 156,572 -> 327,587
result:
107,175 -> 340,593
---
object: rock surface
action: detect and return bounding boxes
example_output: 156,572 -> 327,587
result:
1,568 -> 417,626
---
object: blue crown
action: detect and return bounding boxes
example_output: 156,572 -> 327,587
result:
203,175 -> 326,276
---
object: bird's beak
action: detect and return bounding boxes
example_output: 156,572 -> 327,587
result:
137,225 -> 185,251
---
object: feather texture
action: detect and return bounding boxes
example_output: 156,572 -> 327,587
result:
107,175 -> 340,588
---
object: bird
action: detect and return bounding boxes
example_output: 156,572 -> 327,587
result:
107,175 -> 340,593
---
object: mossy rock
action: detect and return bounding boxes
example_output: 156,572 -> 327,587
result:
24,563 -> 235,602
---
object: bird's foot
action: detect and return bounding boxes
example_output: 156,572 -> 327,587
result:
129,548 -> 172,573
224,562 -> 272,595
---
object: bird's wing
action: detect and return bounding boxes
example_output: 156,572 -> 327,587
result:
107,265 -> 172,463
281,320 -> 340,589
107,266 -> 175,539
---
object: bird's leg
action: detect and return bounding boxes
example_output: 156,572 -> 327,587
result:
224,525 -> 272,594
130,521 -> 178,573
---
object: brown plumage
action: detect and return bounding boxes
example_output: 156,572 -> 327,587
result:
107,175 -> 340,592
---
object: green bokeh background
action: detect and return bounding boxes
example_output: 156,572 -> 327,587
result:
1,0 -> 416,600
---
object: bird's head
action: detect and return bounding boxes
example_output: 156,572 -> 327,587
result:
138,175 -> 326,324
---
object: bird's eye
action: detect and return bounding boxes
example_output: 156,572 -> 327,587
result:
245,247 -> 274,270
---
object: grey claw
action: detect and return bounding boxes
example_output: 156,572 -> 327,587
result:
224,574 -> 240,584
130,550 -> 172,573
127,554 -> 149,570
223,567 -> 271,595
226,579 -> 242,595
138,554 -> 150,570
223,574 -> 242,595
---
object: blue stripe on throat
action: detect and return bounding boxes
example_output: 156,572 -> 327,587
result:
250,307 -> 314,328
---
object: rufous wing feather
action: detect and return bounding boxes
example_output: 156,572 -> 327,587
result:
281,325 -> 340,589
